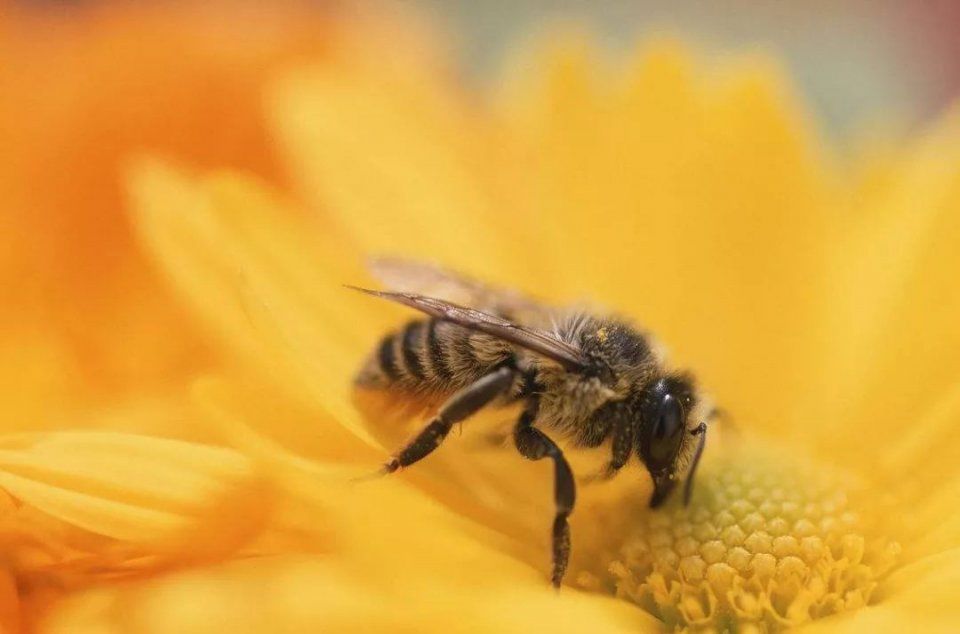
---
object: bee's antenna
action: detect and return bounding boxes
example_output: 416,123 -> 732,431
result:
683,422 -> 707,505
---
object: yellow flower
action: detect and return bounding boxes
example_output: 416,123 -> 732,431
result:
4,12 -> 960,634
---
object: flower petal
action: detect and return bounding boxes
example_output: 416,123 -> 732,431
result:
498,35 -> 833,435
870,380 -> 960,561
685,54 -> 832,430
127,159 -> 381,449
801,548 -> 960,634
42,387 -> 660,633
818,107 -> 960,450
0,431 -> 262,548
41,553 -> 660,634
0,566 -> 19,634
0,1 -> 344,419
269,58 -> 516,272
493,28 -> 612,294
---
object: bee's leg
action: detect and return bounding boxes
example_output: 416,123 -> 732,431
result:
513,396 -> 575,588
683,422 -> 708,505
382,365 -> 515,473
583,416 -> 634,483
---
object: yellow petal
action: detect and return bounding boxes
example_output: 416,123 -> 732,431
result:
192,376 -> 518,561
268,57 -> 525,284
494,28 -> 612,295
669,54 -> 832,436
871,380 -> 960,560
0,431 -> 260,548
819,107 -> 960,450
127,159 -> 380,449
802,548 -> 960,634
41,553 -> 660,634
193,372 -> 378,465
498,36 -> 833,437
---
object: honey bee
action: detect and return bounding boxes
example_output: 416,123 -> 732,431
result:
351,258 -> 713,587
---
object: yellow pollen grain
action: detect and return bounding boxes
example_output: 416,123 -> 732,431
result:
583,441 -> 901,631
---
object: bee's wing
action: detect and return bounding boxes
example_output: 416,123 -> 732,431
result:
349,286 -> 586,372
368,257 -> 547,320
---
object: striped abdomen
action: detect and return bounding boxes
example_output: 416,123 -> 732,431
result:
356,319 -> 512,393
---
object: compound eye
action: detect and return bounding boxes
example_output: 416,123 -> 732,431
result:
648,393 -> 684,470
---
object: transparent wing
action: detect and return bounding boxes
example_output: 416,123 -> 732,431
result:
368,257 -> 548,321
349,286 -> 586,371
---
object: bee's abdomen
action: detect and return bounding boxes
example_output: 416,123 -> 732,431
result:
356,319 -> 511,392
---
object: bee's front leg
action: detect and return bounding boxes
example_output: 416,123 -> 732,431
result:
512,396 -> 575,588
583,415 -> 635,483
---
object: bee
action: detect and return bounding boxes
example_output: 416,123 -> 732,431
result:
351,258 -> 712,587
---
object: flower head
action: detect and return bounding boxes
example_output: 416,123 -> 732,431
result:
585,440 -> 902,629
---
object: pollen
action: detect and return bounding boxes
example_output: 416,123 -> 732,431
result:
580,441 -> 901,631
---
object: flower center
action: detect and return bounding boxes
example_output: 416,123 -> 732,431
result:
577,440 -> 901,631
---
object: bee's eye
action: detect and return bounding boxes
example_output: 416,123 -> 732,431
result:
647,393 -> 684,470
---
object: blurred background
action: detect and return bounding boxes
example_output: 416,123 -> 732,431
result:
2,0 -> 958,433
6,0 -> 960,133
415,0 -> 960,133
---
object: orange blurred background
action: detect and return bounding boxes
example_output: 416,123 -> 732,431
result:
1,0 -> 957,429
0,1 -> 342,427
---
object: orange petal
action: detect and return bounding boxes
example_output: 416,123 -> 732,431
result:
127,159 -> 380,449
0,566 -> 19,634
0,1 -> 340,412
0,431 -> 262,549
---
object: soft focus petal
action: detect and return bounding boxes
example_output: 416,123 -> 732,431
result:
0,431 -> 265,548
0,1 -> 440,433
495,37 -> 835,440
128,160 -> 382,450
1,430 -> 278,628
0,1 -> 346,423
818,108 -> 960,451
802,548 -> 960,634
268,54 -> 532,285
41,554 -> 660,634
872,380 -> 960,561
0,565 -> 19,633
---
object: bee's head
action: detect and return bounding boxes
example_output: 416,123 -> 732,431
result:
636,374 -> 709,508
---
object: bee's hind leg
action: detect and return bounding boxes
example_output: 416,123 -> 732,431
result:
513,395 -> 575,588
382,365 -> 515,473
